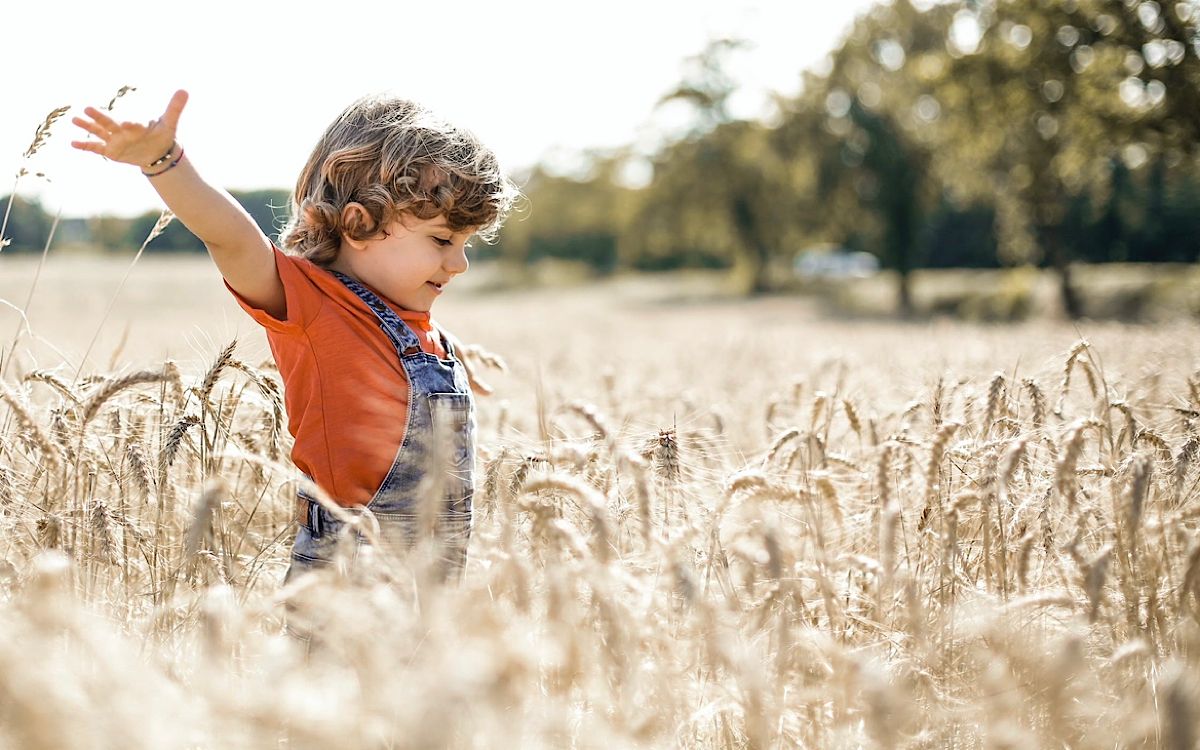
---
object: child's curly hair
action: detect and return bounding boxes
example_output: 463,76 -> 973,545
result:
280,94 -> 520,265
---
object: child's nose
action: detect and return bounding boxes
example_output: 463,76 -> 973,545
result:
445,244 -> 469,275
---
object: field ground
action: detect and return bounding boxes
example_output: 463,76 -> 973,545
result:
3,253 -> 1198,455
1,253 -> 1199,747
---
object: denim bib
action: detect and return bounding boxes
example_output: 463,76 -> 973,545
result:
285,270 -> 476,579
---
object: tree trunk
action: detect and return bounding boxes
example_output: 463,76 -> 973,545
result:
750,252 -> 771,294
1055,262 -> 1082,320
1043,227 -> 1083,319
896,270 -> 914,318
732,195 -> 772,294
889,194 -> 917,318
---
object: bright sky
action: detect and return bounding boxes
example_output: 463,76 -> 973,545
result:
5,0 -> 879,218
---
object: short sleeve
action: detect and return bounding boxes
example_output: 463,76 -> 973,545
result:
224,245 -> 323,334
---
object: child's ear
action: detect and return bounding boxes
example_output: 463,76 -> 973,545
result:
339,202 -> 374,250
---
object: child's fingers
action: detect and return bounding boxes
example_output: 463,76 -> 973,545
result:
83,106 -> 119,131
71,116 -> 109,140
70,140 -> 105,154
161,89 -> 189,130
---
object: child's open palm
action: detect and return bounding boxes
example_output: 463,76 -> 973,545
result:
70,90 -> 188,168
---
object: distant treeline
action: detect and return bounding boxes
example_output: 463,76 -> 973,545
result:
5,163 -> 1197,272
0,189 -> 290,253
503,157 -> 1200,272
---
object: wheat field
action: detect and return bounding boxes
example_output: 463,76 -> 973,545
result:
1,250 -> 1199,749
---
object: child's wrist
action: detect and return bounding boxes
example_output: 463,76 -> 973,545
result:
142,142 -> 184,178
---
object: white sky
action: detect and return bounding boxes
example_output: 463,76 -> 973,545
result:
4,0 -> 879,218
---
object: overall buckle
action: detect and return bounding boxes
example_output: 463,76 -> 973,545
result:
296,494 -> 324,537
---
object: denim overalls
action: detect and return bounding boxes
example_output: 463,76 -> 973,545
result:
284,270 -> 476,582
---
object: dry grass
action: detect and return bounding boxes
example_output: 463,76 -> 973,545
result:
0,261 -> 1198,748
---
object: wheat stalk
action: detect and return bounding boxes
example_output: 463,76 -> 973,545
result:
22,105 -> 71,159
0,379 -> 62,472
24,370 -> 80,404
77,369 -> 167,426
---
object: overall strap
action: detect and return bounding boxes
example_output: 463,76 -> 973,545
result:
329,270 -> 424,356
435,327 -> 456,358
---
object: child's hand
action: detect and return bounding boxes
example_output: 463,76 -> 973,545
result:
70,89 -> 188,168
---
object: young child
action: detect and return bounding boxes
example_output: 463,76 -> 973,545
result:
71,90 -> 518,582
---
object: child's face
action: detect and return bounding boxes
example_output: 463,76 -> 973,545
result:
346,213 -> 473,312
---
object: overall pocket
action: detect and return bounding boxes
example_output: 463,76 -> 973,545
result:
427,391 -> 475,575
426,392 -> 476,515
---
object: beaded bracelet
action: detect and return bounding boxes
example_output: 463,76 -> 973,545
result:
142,147 -> 185,178
145,142 -> 177,169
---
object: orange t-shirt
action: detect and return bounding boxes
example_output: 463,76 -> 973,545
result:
225,246 -> 448,507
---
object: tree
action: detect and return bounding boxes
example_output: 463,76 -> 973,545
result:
495,153 -> 634,274
773,0 -> 949,314
0,194 -> 53,252
625,38 -> 793,292
927,0 -> 1200,317
232,189 -> 292,245
623,118 -> 793,290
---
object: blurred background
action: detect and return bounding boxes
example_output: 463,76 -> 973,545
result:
4,0 -> 1200,322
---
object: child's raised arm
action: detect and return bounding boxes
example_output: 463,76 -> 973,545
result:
71,90 -> 286,319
